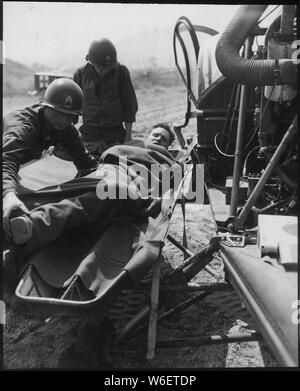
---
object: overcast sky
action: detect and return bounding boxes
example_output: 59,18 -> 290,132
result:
3,3 -> 281,70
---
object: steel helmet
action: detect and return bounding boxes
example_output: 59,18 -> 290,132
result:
87,38 -> 117,67
42,78 -> 83,115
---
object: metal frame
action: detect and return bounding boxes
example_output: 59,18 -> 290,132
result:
173,17 -> 218,148
112,223 -> 264,358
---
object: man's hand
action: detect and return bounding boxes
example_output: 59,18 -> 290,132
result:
124,123 -> 133,144
124,134 -> 132,144
3,192 -> 30,239
145,198 -> 162,217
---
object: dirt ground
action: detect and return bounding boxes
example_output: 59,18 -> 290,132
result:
2,86 -> 278,369
3,203 -> 278,369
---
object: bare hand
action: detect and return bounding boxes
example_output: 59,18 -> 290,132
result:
3,192 -> 30,239
124,134 -> 132,144
124,123 -> 133,144
145,198 -> 162,217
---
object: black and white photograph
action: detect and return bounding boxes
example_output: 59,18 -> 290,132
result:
1,2 -> 298,372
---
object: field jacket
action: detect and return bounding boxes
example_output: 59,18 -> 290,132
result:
3,104 -> 97,197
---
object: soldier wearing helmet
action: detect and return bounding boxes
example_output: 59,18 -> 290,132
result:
3,78 -> 97,238
73,38 -> 138,159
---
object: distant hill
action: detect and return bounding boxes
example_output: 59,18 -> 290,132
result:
8,27 -> 180,78
3,59 -> 34,96
55,30 -> 175,72
28,27 -> 178,72
116,28 -> 175,69
59,28 -> 179,80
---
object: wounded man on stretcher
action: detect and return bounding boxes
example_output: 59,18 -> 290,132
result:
3,123 -> 183,295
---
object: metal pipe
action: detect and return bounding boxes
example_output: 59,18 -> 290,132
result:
152,332 -> 262,349
166,242 -> 220,281
234,115 -> 297,229
215,4 -> 296,85
147,258 -> 161,360
135,281 -> 230,294
129,290 -> 213,339
114,306 -> 150,344
167,234 -> 193,257
113,332 -> 263,352
162,282 -> 229,292
114,282 -> 230,345
219,243 -> 298,366
229,38 -> 252,216
182,251 -> 219,282
225,84 -> 241,153
167,244 -> 212,277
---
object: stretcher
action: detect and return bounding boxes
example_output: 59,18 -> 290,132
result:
12,135 -> 231,364
14,149 -> 207,347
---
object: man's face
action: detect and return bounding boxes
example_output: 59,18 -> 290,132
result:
146,127 -> 171,149
45,108 -> 77,130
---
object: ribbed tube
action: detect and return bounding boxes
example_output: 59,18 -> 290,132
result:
215,5 -> 296,85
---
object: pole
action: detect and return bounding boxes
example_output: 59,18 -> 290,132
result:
234,116 -> 297,229
229,38 -> 253,216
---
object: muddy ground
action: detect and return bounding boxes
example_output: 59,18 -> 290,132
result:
2,87 -> 278,369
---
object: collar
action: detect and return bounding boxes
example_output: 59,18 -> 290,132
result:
84,62 -> 119,77
38,105 -> 52,139
38,105 -> 61,143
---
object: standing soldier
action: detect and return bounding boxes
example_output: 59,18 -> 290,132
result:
73,38 -> 138,159
3,78 -> 97,239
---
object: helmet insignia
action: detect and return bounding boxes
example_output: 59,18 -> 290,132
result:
64,95 -> 73,107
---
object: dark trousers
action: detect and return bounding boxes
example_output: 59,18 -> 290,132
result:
23,191 -> 146,257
